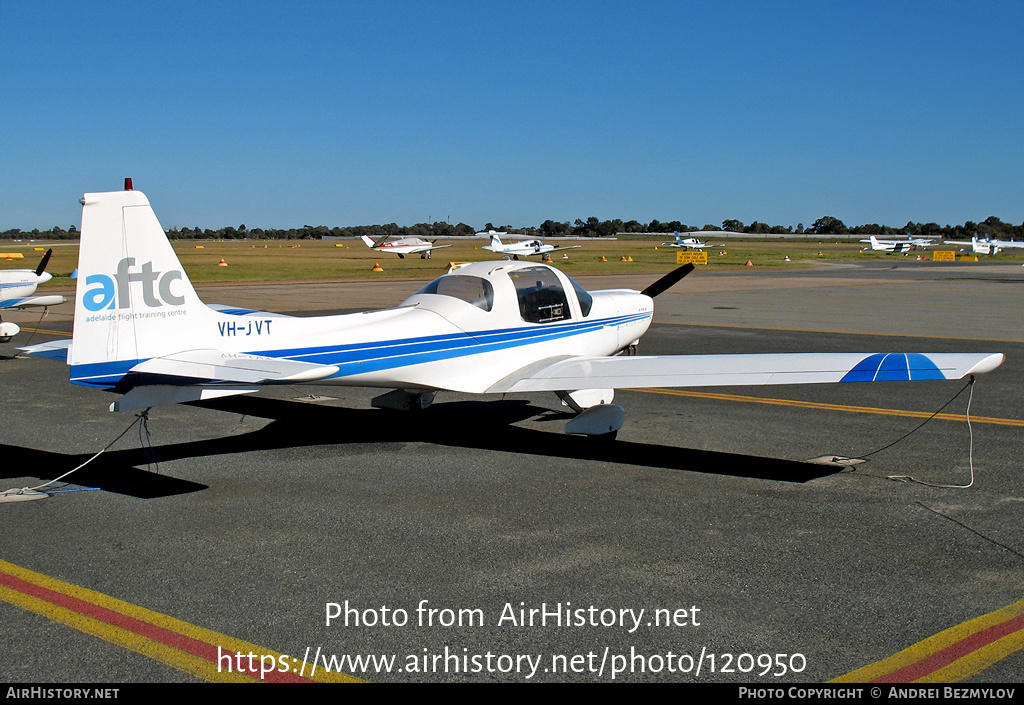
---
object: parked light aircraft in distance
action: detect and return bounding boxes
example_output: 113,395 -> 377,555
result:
860,236 -> 935,253
0,249 -> 66,342
360,235 -> 451,259
944,236 -> 1024,255
23,183 -> 1005,439
481,232 -> 581,260
660,232 -> 724,250
986,238 -> 1024,250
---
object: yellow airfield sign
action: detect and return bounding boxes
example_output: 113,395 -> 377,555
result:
676,251 -> 708,265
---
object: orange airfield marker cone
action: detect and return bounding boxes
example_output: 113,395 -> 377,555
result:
745,259 -> 754,266
600,256 -> 607,262
217,259 -> 228,266
371,262 -> 384,272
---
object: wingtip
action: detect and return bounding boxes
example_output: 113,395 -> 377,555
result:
964,353 -> 1005,376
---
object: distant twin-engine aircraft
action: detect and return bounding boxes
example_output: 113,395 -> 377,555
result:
360,235 -> 451,259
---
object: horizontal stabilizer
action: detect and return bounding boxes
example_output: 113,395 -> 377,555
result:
129,350 -> 339,384
0,295 -> 66,309
110,386 -> 260,412
488,352 -> 1005,393
19,339 -> 72,362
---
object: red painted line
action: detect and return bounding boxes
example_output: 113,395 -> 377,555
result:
0,569 -> 311,683
873,613 -> 1024,682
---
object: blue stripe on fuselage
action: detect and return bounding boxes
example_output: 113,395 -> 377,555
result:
70,313 -> 651,388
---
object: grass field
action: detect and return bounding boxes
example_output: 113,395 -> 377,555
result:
3,237 -> 1022,287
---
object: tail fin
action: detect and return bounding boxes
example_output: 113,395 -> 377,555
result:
361,235 -> 377,249
489,234 -> 503,250
70,188 -> 213,384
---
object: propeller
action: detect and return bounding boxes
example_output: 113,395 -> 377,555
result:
34,249 -> 53,278
641,263 -> 694,298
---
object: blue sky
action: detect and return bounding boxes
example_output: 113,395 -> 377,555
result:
2,1 -> 1022,231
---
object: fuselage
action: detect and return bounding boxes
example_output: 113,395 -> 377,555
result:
484,239 -> 553,256
661,237 -> 709,250
0,270 -> 50,305
69,260 -> 653,395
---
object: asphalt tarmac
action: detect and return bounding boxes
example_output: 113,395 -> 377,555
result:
1,260 -> 1021,683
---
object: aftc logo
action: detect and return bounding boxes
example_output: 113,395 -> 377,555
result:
82,257 -> 185,311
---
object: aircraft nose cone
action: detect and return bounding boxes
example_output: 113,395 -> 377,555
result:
38,272 -> 53,284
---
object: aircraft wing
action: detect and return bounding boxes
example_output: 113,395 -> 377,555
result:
0,294 -> 66,309
486,352 -> 1004,393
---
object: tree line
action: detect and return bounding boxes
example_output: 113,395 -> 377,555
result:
2,215 -> 1022,241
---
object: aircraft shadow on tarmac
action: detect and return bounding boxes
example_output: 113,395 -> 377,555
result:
1,396 -> 839,498
0,444 -> 208,499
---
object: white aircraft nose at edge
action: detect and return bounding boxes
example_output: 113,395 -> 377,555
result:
21,182 -> 1004,439
0,248 -> 67,342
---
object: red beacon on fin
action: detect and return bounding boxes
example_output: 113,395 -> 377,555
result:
124,178 -> 133,191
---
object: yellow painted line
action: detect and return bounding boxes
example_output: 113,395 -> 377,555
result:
0,558 -> 360,683
14,327 -> 68,336
831,597 -> 1024,682
631,388 -> 1024,427
654,319 -> 1024,344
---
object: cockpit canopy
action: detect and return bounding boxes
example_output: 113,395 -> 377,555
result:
414,275 -> 494,312
508,266 -> 570,323
407,261 -> 594,323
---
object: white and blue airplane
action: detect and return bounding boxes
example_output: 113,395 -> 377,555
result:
481,232 -> 581,260
0,249 -> 66,342
23,184 -> 1005,438
660,232 -> 725,250
944,236 -> 1024,256
983,238 -> 1024,250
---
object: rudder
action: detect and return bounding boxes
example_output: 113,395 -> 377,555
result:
70,187 -> 212,385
